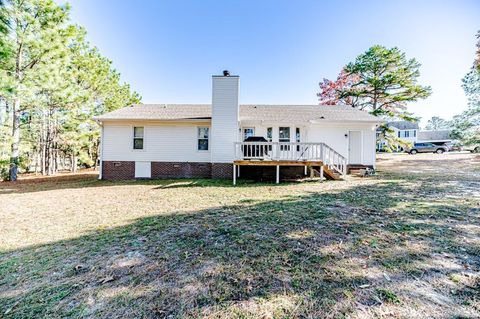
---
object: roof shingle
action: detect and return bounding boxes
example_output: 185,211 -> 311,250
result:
387,121 -> 419,130
94,104 -> 381,123
418,130 -> 452,141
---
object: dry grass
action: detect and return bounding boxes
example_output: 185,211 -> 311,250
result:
1,153 -> 479,318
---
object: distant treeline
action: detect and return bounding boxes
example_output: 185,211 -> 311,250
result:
0,0 -> 141,181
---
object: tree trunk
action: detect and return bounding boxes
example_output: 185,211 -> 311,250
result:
37,150 -> 40,174
10,23 -> 23,181
41,143 -> 46,175
71,153 -> 77,173
9,98 -> 21,181
54,148 -> 58,174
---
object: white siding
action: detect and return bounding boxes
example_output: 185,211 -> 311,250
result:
102,123 -> 211,162
211,76 -> 239,163
307,125 -> 349,157
304,123 -> 377,166
237,122 -> 377,166
396,128 -> 418,143
100,119 -> 377,167
362,128 -> 377,166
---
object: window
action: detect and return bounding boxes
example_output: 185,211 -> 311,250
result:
133,127 -> 144,150
296,127 -> 301,151
279,127 -> 290,150
404,130 -> 410,138
197,127 -> 209,151
398,131 -> 401,138
266,127 -> 272,142
413,130 -> 417,137
279,127 -> 290,142
243,127 -> 255,140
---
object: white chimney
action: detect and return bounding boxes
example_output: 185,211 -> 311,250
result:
210,71 -> 239,163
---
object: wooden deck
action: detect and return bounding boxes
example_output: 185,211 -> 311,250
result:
232,160 -> 342,185
233,160 -> 325,166
232,142 -> 347,185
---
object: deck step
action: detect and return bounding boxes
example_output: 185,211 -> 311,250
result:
322,165 -> 342,181
310,165 -> 343,181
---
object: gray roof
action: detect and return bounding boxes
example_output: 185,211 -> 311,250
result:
94,104 -> 381,123
418,130 -> 452,141
387,121 -> 419,130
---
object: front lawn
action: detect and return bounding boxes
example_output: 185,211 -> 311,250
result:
1,153 -> 479,318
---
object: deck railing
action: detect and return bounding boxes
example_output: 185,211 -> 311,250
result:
234,142 -> 347,176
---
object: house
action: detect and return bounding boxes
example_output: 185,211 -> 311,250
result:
376,121 -> 419,151
94,71 -> 381,184
376,120 -> 454,152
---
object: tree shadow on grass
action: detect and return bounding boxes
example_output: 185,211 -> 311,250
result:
0,180 -> 479,318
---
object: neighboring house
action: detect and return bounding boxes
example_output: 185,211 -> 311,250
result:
94,72 -> 381,183
377,121 -> 453,152
376,121 -> 419,151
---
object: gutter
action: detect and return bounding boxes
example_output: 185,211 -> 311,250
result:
92,117 -> 212,122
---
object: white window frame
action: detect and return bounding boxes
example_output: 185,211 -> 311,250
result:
133,126 -> 145,151
279,127 -> 291,151
242,127 -> 255,141
295,127 -> 301,151
266,127 -> 273,142
197,126 -> 210,152
278,127 -> 290,143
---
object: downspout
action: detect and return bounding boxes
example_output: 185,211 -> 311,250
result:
99,122 -> 104,180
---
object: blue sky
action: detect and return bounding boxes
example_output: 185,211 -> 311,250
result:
66,0 -> 479,126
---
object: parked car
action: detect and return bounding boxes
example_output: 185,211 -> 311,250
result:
442,142 -> 455,151
463,144 -> 480,153
406,142 -> 449,154
448,141 -> 463,152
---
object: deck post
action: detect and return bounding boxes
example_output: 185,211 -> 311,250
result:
237,165 -> 240,177
233,164 -> 237,185
276,165 -> 280,184
304,165 -> 307,175
320,166 -> 324,181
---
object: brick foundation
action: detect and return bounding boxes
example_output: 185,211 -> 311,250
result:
101,161 -> 233,180
101,161 -> 368,181
151,162 -> 211,178
211,163 -> 233,179
102,161 -> 135,180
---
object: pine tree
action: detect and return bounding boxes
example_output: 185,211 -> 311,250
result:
0,0 -> 74,180
0,1 -> 141,180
